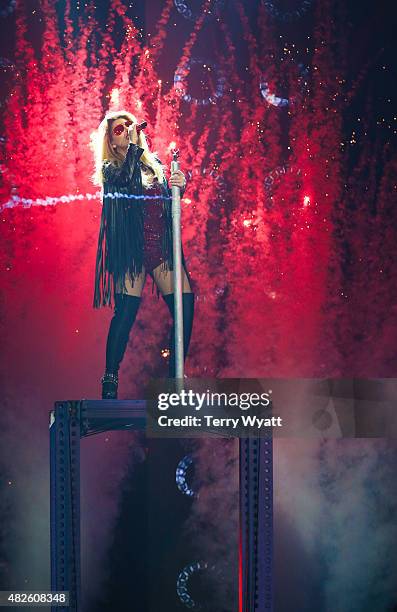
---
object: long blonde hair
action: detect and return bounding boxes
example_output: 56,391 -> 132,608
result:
90,109 -> 165,187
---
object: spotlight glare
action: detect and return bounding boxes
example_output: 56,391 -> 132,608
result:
110,88 -> 119,104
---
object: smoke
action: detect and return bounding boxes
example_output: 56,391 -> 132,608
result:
183,438 -> 239,612
274,438 -> 397,612
80,432 -> 145,608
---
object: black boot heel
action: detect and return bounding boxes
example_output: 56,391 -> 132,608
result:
101,372 -> 119,399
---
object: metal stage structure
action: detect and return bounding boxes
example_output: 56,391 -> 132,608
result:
50,400 -> 273,611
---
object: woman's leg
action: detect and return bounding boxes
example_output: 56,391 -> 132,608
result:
151,263 -> 192,295
102,269 -> 146,399
115,268 -> 147,297
152,264 -> 195,377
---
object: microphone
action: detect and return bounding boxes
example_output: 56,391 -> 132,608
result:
136,121 -> 147,133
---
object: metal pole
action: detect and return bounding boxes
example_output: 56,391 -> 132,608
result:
170,149 -> 184,382
50,402 -> 81,612
239,435 -> 273,611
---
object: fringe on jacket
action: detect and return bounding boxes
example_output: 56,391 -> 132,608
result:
93,143 -> 190,308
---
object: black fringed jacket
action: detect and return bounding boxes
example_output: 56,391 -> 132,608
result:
93,143 -> 189,308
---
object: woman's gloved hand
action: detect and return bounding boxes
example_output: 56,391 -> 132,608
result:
169,169 -> 187,189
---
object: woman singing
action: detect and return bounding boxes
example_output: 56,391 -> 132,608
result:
91,110 -> 195,399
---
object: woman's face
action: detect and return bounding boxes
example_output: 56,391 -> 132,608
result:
109,116 -> 134,150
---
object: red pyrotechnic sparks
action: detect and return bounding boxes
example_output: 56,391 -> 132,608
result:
0,0 -> 396,399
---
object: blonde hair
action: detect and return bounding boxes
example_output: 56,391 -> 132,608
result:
89,109 -> 165,187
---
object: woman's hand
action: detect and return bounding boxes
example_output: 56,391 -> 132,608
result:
127,123 -> 139,145
169,169 -> 187,189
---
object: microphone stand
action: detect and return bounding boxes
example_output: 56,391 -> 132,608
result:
170,149 -> 184,386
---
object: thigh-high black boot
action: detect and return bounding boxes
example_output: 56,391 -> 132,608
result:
101,293 -> 142,399
162,292 -> 195,378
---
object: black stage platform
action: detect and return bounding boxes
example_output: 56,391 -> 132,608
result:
49,400 -> 273,611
